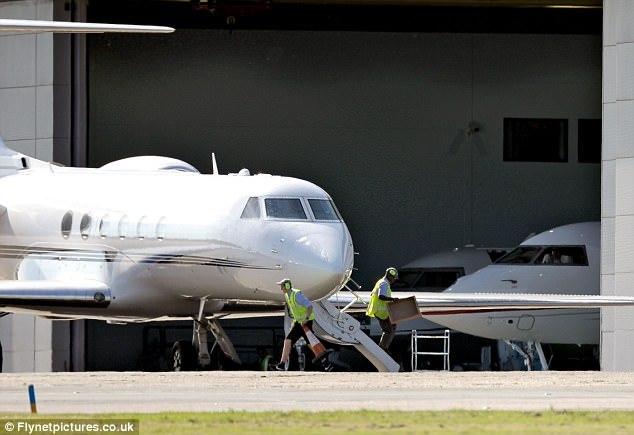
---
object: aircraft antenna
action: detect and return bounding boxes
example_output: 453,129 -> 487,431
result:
212,153 -> 219,175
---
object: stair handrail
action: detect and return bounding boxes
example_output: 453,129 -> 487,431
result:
339,278 -> 366,313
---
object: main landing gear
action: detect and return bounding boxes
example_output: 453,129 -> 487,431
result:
171,298 -> 241,371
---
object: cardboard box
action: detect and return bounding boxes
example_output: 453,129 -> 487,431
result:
387,296 -> 421,324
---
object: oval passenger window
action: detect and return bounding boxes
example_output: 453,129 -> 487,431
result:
61,211 -> 73,239
80,214 -> 92,239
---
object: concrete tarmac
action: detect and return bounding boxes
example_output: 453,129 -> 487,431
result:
1,371 -> 634,414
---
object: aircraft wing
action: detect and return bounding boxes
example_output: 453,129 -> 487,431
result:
0,19 -> 174,33
165,292 -> 634,320
328,291 -> 634,313
0,280 -> 111,308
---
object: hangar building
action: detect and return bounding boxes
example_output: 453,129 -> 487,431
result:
0,0 -> 630,371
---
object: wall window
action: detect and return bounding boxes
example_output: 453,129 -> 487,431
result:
503,118 -> 568,162
578,119 -> 601,163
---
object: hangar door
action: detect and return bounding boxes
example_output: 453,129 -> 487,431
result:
88,30 -> 601,286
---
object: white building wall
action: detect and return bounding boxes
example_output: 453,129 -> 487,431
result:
601,0 -> 634,370
0,0 -> 70,372
0,0 -> 54,159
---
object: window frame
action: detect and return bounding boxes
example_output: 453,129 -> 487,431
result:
98,214 -> 109,239
533,245 -> 589,267
390,268 -> 423,291
263,197 -> 311,222
416,267 -> 465,289
391,267 -> 466,292
241,196 -> 262,219
495,245 -> 589,266
61,211 -> 73,239
503,117 -> 569,163
494,246 -> 543,265
80,214 -> 92,240
156,216 -> 167,241
306,198 -> 342,222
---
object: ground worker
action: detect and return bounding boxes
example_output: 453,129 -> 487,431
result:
275,278 -> 322,371
366,267 -> 400,351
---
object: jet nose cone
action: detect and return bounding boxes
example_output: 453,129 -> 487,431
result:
286,223 -> 354,300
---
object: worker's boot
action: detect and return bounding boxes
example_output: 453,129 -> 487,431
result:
274,362 -> 287,371
322,360 -> 334,372
314,348 -> 335,372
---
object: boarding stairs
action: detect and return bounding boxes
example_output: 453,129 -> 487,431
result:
311,281 -> 400,373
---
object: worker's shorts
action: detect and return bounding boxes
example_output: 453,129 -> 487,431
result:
286,320 -> 313,344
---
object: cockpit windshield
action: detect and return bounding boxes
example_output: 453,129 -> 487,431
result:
392,268 -> 464,292
496,245 -> 588,265
241,197 -> 261,219
308,199 -> 341,221
246,197 -> 343,222
535,246 -> 588,265
495,246 -> 542,264
264,198 -> 308,220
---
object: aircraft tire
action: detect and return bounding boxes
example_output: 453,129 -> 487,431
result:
171,340 -> 195,371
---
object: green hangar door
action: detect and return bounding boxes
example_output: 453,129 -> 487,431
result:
85,2 -> 601,370
88,5 -> 601,286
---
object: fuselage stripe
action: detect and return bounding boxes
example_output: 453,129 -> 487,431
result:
0,245 -> 276,270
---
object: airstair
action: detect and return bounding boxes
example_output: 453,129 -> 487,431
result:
311,298 -> 400,373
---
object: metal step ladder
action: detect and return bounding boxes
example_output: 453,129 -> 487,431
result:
411,329 -> 450,371
311,299 -> 400,373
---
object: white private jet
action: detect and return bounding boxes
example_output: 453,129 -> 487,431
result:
0,137 -> 354,366
1,19 -> 633,373
332,222 -> 612,369
423,222 -> 601,345
0,17 -> 352,369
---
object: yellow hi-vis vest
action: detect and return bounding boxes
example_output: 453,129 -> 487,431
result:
285,289 -> 315,323
366,278 -> 391,320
